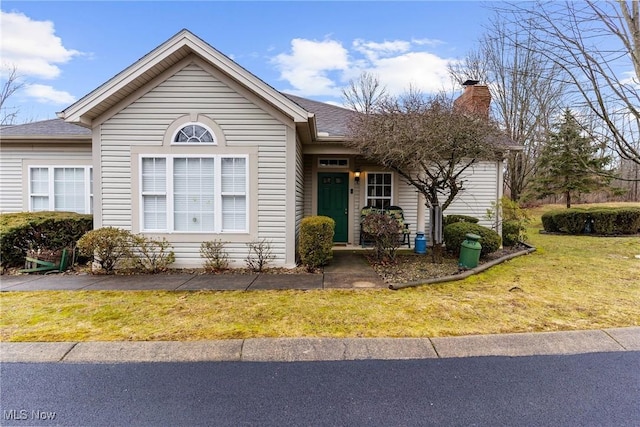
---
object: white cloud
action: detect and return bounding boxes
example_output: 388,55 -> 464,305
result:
370,51 -> 456,94
272,38 -> 350,96
272,36 -> 458,99
353,39 -> 411,61
0,10 -> 81,79
24,84 -> 76,105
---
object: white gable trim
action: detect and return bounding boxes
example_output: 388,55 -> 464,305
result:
59,30 -> 311,126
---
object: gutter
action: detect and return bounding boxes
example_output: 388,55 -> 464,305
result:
388,242 -> 537,290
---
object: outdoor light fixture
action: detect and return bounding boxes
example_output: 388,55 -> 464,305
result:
354,169 -> 361,184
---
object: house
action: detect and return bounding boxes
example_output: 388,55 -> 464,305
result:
0,30 -> 515,268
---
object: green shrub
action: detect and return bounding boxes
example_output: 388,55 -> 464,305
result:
200,240 -> 230,272
444,214 -> 479,226
614,208 -> 640,234
444,222 -> 502,257
0,211 -> 93,268
298,216 -> 335,271
540,207 -> 640,235
541,211 -> 560,233
127,235 -> 175,273
485,197 -> 530,245
554,209 -> 589,234
502,220 -> 526,247
588,209 -> 616,235
76,227 -> 134,273
361,212 -> 402,263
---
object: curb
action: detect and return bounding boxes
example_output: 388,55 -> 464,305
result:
1,327 -> 637,364
389,243 -> 536,290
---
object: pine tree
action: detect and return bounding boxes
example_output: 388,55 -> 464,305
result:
533,109 -> 612,208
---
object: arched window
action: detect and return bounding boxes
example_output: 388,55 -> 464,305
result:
173,123 -> 215,144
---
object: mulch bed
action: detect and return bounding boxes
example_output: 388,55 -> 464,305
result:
369,246 -> 527,284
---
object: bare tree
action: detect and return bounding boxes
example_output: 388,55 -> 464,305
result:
346,89 -> 504,261
449,17 -> 566,202
0,64 -> 24,126
499,0 -> 640,166
341,71 -> 387,114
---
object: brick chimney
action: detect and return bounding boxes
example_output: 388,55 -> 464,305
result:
453,80 -> 491,119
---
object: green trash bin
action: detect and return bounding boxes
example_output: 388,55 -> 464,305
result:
459,233 -> 482,269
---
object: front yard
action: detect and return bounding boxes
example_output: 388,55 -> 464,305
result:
1,203 -> 639,342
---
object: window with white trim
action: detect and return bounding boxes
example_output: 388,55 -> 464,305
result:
29,166 -> 93,214
140,155 -> 247,233
172,123 -> 215,144
366,172 -> 392,210
318,158 -> 349,168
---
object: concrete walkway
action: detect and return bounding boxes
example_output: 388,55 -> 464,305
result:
2,327 -> 638,363
0,251 -> 385,292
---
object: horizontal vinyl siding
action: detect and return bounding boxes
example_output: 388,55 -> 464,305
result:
443,161 -> 499,228
101,64 -> 286,148
397,180 -> 418,235
163,242 -> 253,269
0,143 -> 92,213
258,144 -> 287,264
303,155 -> 313,217
100,62 -> 289,267
295,138 -> 304,257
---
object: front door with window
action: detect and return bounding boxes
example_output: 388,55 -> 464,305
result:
317,172 -> 349,242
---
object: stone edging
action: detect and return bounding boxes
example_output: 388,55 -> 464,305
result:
388,243 -> 537,290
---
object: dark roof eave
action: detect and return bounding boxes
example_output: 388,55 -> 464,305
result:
0,135 -> 91,142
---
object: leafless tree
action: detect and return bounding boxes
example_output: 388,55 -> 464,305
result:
449,17 -> 566,202
341,71 -> 387,114
498,0 -> 640,167
346,88 -> 504,261
0,64 -> 24,126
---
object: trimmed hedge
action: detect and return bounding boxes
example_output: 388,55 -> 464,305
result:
0,211 -> 93,268
444,222 -> 502,257
298,216 -> 335,271
541,207 -> 640,235
444,214 -> 480,226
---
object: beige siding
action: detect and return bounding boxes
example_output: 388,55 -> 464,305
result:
294,138 -> 304,257
303,155 -> 313,217
0,143 -> 92,213
397,180 -> 418,236
99,62 -> 290,267
257,144 -> 287,263
443,161 -> 500,228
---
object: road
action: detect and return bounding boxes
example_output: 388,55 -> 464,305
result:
1,352 -> 638,426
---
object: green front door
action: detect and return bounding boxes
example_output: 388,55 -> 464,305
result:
318,172 -> 349,242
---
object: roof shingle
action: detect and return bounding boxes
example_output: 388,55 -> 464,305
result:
0,119 -> 90,137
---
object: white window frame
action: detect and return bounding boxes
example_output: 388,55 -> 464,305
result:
318,158 -> 349,168
139,154 -> 248,233
171,122 -> 216,145
28,166 -> 93,214
365,172 -> 393,209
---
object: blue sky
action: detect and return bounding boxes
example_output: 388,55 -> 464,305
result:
1,1 -> 496,123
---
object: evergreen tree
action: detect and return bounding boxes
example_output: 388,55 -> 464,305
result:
533,109 -> 611,208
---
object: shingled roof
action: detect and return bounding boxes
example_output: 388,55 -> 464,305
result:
1,95 -> 354,140
0,119 -> 90,138
282,93 -> 356,137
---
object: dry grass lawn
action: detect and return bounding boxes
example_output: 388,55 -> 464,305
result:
1,203 -> 638,342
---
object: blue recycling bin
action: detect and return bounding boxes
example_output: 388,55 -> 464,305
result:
414,232 -> 427,254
